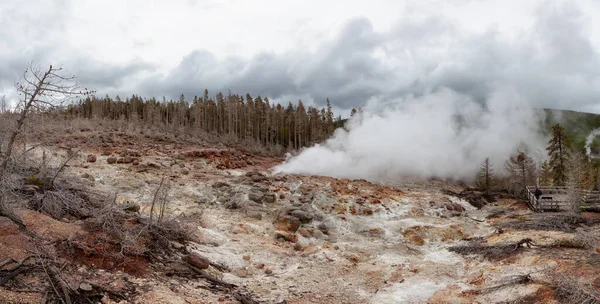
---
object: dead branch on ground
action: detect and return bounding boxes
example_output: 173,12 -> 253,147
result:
448,238 -> 535,260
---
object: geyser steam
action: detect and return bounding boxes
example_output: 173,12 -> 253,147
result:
585,128 -> 600,159
274,88 -> 546,181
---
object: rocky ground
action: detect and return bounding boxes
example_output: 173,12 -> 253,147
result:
1,124 -> 599,303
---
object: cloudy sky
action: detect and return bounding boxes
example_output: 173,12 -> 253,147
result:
2,0 -> 600,114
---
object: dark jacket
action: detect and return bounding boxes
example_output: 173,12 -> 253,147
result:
534,188 -> 542,198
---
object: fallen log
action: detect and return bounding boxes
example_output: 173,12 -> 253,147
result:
182,261 -> 259,304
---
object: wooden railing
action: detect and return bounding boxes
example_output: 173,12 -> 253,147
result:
525,186 -> 600,212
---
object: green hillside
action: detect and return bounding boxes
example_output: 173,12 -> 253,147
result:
541,108 -> 600,153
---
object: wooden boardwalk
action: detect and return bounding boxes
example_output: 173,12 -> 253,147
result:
525,186 -> 600,212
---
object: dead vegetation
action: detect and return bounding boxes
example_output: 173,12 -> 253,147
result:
499,212 -> 599,232
547,272 -> 600,304
449,238 -> 535,260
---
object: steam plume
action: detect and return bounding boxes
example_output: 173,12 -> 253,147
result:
274,88 -> 546,182
585,128 -> 600,159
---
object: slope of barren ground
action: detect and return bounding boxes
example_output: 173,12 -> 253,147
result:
1,121 -> 599,303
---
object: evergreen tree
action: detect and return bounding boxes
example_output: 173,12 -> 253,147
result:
539,160 -> 552,186
547,123 -> 570,186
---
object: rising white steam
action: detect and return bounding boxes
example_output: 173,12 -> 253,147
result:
274,88 -> 546,181
585,128 -> 600,159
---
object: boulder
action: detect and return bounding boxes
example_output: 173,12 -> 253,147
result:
86,154 -> 97,163
107,156 -> 117,164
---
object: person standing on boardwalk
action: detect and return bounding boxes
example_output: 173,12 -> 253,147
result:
534,186 -> 542,201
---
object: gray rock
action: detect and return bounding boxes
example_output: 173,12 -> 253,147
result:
242,200 -> 263,209
313,229 -> 327,239
224,200 -> 240,209
317,222 -> 329,234
241,178 -> 254,185
245,171 -> 265,177
251,175 -> 267,182
212,182 -> 230,189
248,191 -> 265,202
253,185 -> 269,192
263,193 -> 276,204
291,210 -> 313,223
313,213 -> 325,221
246,210 -> 263,220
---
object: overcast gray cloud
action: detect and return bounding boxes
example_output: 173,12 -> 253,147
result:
133,0 -> 600,114
2,0 -> 600,114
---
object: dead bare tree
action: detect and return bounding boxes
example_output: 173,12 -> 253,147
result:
477,157 -> 494,195
0,63 -> 93,225
0,63 -> 93,176
565,151 -> 589,214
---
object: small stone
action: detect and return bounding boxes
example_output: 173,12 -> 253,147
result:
275,231 -> 298,243
246,210 -> 263,220
116,157 -> 125,164
181,168 -> 189,175
248,192 -> 264,202
123,156 -> 133,164
224,200 -> 240,209
274,216 -> 300,232
170,279 -> 180,286
123,203 -> 140,213
317,222 -> 329,234
212,182 -> 230,189
297,227 -> 314,238
251,175 -> 267,182
302,245 -> 319,256
313,230 -> 327,239
293,243 -> 303,251
87,154 -> 97,163
132,159 -> 140,166
81,173 -> 94,181
263,193 -> 276,204
444,202 -> 466,212
292,210 -> 313,223
107,156 -> 117,164
264,268 -> 273,275
79,282 -> 93,291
